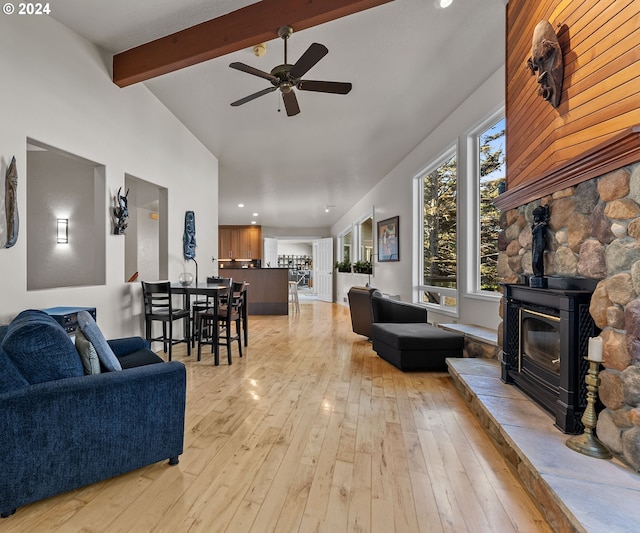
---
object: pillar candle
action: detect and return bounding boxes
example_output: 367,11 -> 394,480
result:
588,336 -> 603,362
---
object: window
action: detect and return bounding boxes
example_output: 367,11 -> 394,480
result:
358,214 -> 373,262
339,228 -> 352,264
417,149 -> 458,314
477,117 -> 505,292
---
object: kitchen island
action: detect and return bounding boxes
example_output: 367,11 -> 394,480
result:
219,268 -> 289,315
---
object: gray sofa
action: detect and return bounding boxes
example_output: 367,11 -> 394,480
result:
0,309 -> 186,518
347,286 -> 379,339
371,295 -> 464,370
347,286 -> 464,370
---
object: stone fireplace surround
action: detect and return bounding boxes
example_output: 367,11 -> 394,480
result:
497,161 -> 640,472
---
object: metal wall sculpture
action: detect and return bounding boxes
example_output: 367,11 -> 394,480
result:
5,156 -> 18,248
526,20 -> 564,108
113,187 -> 129,235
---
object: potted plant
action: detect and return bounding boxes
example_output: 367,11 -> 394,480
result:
335,259 -> 352,273
353,260 -> 372,274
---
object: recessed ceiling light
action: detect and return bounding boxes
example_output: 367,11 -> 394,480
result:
238,203 -> 244,208
438,0 -> 453,7
251,220 -> 257,225
252,212 -> 259,217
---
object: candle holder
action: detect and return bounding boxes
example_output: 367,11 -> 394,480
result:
566,358 -> 612,459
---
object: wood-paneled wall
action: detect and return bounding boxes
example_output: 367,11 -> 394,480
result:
505,0 -> 640,196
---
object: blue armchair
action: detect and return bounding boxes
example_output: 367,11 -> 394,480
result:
0,311 -> 186,518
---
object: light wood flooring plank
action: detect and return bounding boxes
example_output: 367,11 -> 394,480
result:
3,301 -> 551,533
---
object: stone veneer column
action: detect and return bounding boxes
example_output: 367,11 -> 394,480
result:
497,162 -> 640,471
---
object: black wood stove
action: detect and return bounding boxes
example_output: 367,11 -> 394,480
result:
501,279 -> 599,434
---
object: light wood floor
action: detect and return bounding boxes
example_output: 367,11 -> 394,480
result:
5,301 -> 552,533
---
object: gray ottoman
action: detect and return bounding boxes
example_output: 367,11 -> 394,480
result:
371,323 -> 464,371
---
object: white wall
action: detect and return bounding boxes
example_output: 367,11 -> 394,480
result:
278,242 -> 313,256
262,226 -> 329,239
331,67 -> 505,330
0,15 -> 218,338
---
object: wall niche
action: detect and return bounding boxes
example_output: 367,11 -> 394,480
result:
124,173 -> 168,283
26,139 -> 105,290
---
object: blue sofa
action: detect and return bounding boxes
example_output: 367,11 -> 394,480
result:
0,310 -> 186,518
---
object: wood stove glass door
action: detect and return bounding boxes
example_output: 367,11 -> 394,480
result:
519,308 -> 561,380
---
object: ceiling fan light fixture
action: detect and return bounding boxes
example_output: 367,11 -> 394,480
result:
252,43 -> 267,57
277,25 -> 293,40
229,24 -> 351,116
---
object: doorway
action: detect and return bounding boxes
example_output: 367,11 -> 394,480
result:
264,237 -> 334,302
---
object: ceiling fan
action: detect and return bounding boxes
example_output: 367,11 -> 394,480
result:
229,26 -> 352,117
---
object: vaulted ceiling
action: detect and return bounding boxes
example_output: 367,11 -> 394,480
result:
51,0 -> 506,229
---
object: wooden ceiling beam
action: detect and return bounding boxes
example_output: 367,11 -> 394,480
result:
113,0 -> 394,87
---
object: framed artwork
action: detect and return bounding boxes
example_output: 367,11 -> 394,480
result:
377,216 -> 399,262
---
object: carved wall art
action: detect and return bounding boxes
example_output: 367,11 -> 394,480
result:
113,187 -> 129,235
526,20 -> 563,108
183,210 -> 196,260
5,156 -> 18,248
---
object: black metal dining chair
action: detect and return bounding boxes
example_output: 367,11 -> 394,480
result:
237,281 -> 249,347
191,277 -> 232,347
197,282 -> 243,365
141,281 -> 191,360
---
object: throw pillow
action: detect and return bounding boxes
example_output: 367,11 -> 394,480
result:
0,345 -> 29,393
1,309 -> 84,384
75,328 -> 101,375
77,311 -> 122,372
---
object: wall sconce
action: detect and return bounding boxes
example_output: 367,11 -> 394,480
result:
57,218 -> 68,244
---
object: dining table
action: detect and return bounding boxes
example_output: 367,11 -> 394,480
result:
170,282 -> 228,311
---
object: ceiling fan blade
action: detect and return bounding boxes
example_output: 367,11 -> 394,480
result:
297,80 -> 353,95
229,62 -> 279,84
289,43 -> 328,79
230,86 -> 277,107
282,90 -> 300,117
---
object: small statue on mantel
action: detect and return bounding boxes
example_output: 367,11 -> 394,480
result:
530,204 -> 550,288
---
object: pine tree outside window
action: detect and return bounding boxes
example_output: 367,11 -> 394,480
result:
478,117 -> 505,292
418,149 -> 458,314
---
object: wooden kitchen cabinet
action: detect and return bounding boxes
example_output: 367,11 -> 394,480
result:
219,227 -> 239,259
219,225 -> 262,259
240,226 -> 261,259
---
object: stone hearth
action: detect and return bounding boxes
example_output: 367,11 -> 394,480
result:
448,357 -> 640,533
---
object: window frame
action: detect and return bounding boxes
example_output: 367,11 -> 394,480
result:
465,108 -> 505,301
338,224 -> 353,265
355,211 -> 373,263
414,144 -> 459,317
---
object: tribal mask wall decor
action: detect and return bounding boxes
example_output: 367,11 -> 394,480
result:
526,20 -> 564,108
